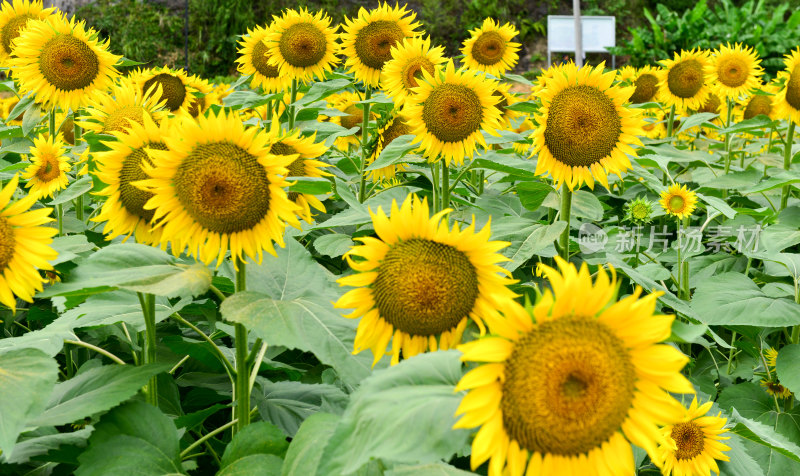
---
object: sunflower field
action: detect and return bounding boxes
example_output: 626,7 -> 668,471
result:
1,0 -> 800,475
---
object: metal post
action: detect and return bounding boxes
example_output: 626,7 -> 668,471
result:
184,0 -> 189,72
573,0 -> 583,67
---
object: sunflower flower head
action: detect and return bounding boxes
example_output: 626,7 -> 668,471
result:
454,258 -> 693,476
381,35 -> 446,108
775,48 -> 800,125
334,193 -> 517,367
660,183 -> 698,220
22,133 -> 70,199
0,0 -> 55,63
461,17 -> 521,77
624,197 -> 654,225
80,76 -> 167,135
236,25 -> 292,93
629,65 -> 661,104
764,347 -> 779,369
656,49 -> 712,111
132,65 -> 196,113
264,8 -> 340,83
706,43 -> 763,100
656,397 -> 731,476
760,378 -> 792,399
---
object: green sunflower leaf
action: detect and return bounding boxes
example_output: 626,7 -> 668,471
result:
776,344 -> 800,396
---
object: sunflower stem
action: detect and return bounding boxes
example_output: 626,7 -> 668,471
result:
664,105 -> 676,186
233,257 -> 250,434
56,203 -> 63,236
681,215 -> 690,299
726,331 -> 737,375
429,161 -> 439,212
73,110 -> 84,222
441,160 -> 450,211
358,87 -> 372,203
781,121 -> 795,210
48,108 -> 56,139
287,79 -> 298,131
723,97 -> 734,177
559,187 -> 572,261
137,292 -> 158,406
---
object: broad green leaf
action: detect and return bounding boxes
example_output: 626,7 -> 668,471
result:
314,233 -> 355,258
281,413 -> 339,476
21,103 -> 41,136
675,112 -> 719,134
220,421 -> 288,469
742,170 -> 800,194
516,182 -> 554,211
541,190 -> 603,220
691,273 -> 800,326
472,151 -> 537,179
30,363 -> 170,427
729,409 -> 800,464
48,175 -> 92,205
50,234 -> 96,265
253,379 -> 348,437
483,129 -> 527,145
3,427 -> 92,464
776,344 -> 800,395
77,401 -> 182,476
6,93 -> 34,126
317,351 -> 470,475
218,454 -> 283,476
697,192 -> 737,219
491,217 -> 565,271
386,463 -> 476,476
717,434 -> 767,476
287,177 -> 332,195
223,91 -> 281,110
365,134 -> 417,171
0,349 -> 58,460
295,79 -> 352,106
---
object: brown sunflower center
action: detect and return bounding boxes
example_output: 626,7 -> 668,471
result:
470,31 -> 505,66
102,105 -> 145,134
697,94 -> 721,114
785,64 -> 800,110
1,13 -> 34,55
743,95 -> 772,119
671,421 -> 705,460
401,57 -> 435,90
501,317 -> 636,456
543,85 -> 622,167
59,116 -> 75,145
279,22 -> 328,68
39,34 -> 100,92
669,195 -> 686,212
143,73 -> 186,112
630,73 -> 659,103
667,59 -> 704,99
354,20 -> 405,71
0,216 -> 15,272
173,142 -> 272,234
378,117 -> 412,149
341,104 -> 363,130
251,40 -> 280,77
716,56 -> 749,88
422,83 -> 483,143
35,155 -> 61,182
372,238 -> 478,336
119,143 -> 167,222
187,94 -> 207,117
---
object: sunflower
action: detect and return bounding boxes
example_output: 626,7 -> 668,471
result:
137,110 -> 300,267
56,112 -> 74,145
264,8 -> 339,83
340,3 -> 420,87
774,48 -> 800,125
334,194 -> 517,366
629,65 -> 661,104
512,117 -> 534,155
641,111 -> 666,140
80,77 -> 167,135
660,183 -> 698,220
367,115 -> 416,182
9,15 -> 120,112
324,91 -> 373,151
131,66 -> 196,113
92,114 -> 173,245
0,174 -> 58,311
454,258 -> 693,476
22,133 -> 70,199
381,36 -> 446,108
615,65 -> 637,85
266,120 -> 331,223
491,81 -> 522,128
403,60 -> 502,166
742,84 -> 777,120
657,49 -> 712,111
183,74 -> 215,118
236,25 -> 292,93
706,43 -> 763,100
461,17 -> 520,77
764,347 -> 778,369
0,0 -> 55,63
760,379 -> 792,399
530,61 -> 644,190
656,397 -> 731,476
625,197 -> 654,225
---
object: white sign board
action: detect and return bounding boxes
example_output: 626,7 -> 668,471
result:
547,16 -> 616,54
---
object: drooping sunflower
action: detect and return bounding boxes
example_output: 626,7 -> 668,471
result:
55,112 -> 74,145
264,8 -> 339,83
92,114 -> 174,246
324,91 -> 375,151
0,174 -> 58,311
236,25 -> 292,93
656,49 -> 712,111
656,398 -> 731,476
706,43 -> 763,100
266,120 -> 331,223
340,3 -> 421,88
137,110 -> 300,267
629,65 -> 661,104
760,378 -> 792,399
774,48 -> 800,125
0,0 -> 55,63
454,258 -> 693,476
381,36 -> 446,108
131,66 -> 196,113
742,84 -> 777,120
22,133 -> 70,199
403,60 -> 502,166
660,183 -> 698,220
461,17 -> 520,77
80,77 -> 167,135
367,115 -> 416,182
530,61 -> 645,190
183,74 -> 215,118
10,15 -> 121,112
335,194 -> 517,366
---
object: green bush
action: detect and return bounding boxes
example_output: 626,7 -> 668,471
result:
610,0 -> 800,78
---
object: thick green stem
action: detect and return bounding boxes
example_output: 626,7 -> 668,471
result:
137,292 -> 158,406
56,203 -> 63,236
357,88 -> 372,203
441,160 -> 450,211
49,108 -> 56,138
430,161 -> 439,212
73,110 -> 84,222
559,188 -> 572,261
726,331 -> 737,375
723,98 -> 735,175
664,105 -> 676,186
287,80 -> 298,131
781,121 -> 796,210
233,258 -> 249,434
